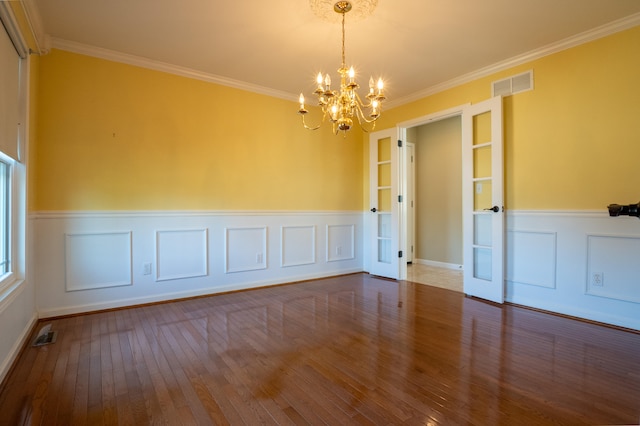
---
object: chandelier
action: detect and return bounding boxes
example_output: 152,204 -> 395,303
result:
298,1 -> 385,135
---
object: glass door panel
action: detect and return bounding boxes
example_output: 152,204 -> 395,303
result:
473,111 -> 492,145
473,181 -> 493,211
473,145 -> 492,178
377,137 -> 392,264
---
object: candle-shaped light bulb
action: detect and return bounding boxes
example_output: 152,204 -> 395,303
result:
299,93 -> 305,109
325,74 -> 331,88
348,67 -> 355,82
377,78 -> 384,93
331,104 -> 338,118
371,99 -> 379,117
316,72 -> 323,88
369,76 -> 375,94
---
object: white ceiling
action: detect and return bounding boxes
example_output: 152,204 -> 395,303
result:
27,0 -> 640,106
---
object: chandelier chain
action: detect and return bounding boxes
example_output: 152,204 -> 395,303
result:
341,11 -> 346,70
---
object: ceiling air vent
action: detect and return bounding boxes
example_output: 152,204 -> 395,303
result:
492,70 -> 533,97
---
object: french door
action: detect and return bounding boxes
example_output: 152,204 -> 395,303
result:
369,128 -> 400,279
462,97 -> 504,303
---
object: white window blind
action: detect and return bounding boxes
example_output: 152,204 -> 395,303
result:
0,19 -> 21,161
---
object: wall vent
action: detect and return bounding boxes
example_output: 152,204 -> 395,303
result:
492,70 -> 533,97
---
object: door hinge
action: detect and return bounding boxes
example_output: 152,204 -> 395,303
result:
398,195 -> 402,203
398,250 -> 403,258
398,140 -> 403,147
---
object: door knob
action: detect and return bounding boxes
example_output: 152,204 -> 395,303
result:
370,207 -> 377,212
484,206 -> 500,213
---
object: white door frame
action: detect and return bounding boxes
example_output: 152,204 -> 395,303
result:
406,142 -> 415,264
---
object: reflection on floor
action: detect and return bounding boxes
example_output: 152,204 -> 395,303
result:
406,262 -> 463,293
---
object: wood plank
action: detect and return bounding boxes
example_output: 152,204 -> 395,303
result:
0,273 -> 639,424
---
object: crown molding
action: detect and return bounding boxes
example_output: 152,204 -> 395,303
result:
50,38 -> 298,102
385,12 -> 640,109
43,11 -> 640,108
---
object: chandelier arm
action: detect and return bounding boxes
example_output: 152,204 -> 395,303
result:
353,92 -> 382,125
350,97 -> 377,133
300,113 -> 322,131
352,103 -> 377,133
353,91 -> 379,111
300,104 -> 336,130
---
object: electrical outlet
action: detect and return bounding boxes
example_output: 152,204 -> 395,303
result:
256,253 -> 263,264
592,272 -> 603,287
336,246 -> 342,256
143,262 -> 152,275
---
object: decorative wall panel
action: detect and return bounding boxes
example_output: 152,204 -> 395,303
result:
281,225 -> 316,267
225,227 -> 267,273
326,224 -> 355,262
586,234 -> 640,303
506,230 -> 557,289
156,229 -> 208,281
65,232 -> 132,291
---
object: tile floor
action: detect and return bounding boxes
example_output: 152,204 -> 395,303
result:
405,263 -> 463,292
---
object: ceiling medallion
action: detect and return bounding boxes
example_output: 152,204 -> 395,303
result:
309,0 -> 378,23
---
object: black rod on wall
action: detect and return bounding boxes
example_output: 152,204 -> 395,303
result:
607,202 -> 640,218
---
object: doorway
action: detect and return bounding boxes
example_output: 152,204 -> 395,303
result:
399,106 -> 465,291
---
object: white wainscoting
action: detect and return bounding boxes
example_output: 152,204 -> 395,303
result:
506,211 -> 640,330
30,209 -> 640,329
0,280 -> 37,385
32,211 -> 363,317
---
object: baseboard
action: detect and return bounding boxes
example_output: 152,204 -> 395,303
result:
414,258 -> 463,270
38,268 -> 364,319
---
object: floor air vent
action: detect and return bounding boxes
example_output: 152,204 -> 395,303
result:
492,70 -> 533,97
32,324 -> 57,347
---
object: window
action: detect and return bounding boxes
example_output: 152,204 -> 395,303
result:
0,159 -> 10,276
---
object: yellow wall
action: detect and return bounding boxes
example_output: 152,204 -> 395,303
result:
366,25 -> 640,210
27,54 -> 39,211
32,25 -> 640,213
33,49 -> 363,211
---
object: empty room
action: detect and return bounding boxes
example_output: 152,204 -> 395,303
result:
0,0 -> 639,424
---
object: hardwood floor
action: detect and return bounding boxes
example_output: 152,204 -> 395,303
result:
1,273 -> 639,425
